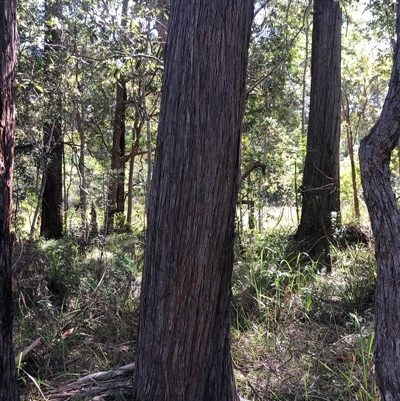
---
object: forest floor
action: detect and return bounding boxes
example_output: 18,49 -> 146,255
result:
12,223 -> 378,401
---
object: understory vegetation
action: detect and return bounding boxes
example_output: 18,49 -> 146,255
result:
232,227 -> 376,400
13,215 -> 377,400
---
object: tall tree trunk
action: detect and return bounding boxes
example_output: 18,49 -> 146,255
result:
341,91 -> 360,219
142,22 -> 152,215
126,145 -> 135,230
106,79 -> 127,233
359,3 -> 400,398
298,2 -> 312,225
75,108 -> 88,241
296,0 -> 341,242
133,0 -> 254,400
0,0 -> 19,398
74,49 -> 88,241
126,118 -> 143,230
301,1 -> 311,140
30,166 -> 46,239
105,0 -> 129,233
156,0 -> 168,48
40,0 -> 63,239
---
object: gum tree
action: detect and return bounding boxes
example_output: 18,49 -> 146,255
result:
359,1 -> 400,398
133,0 -> 254,399
0,0 -> 19,398
295,0 -> 342,261
40,0 -> 63,239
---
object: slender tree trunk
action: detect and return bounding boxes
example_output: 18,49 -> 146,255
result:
341,92 -> 360,219
142,20 -> 152,215
0,0 -> 19,398
296,0 -> 341,240
90,202 -> 98,236
74,50 -> 88,241
41,119 -> 63,239
106,79 -> 127,233
359,3 -> 400,398
75,109 -> 88,241
133,1 -> 254,400
398,143 -> 400,175
106,0 -> 129,233
156,0 -> 167,48
126,147 -> 135,229
30,166 -> 46,239
40,0 -> 63,239
126,119 -> 142,229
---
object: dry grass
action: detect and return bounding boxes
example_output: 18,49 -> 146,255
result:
232,229 -> 378,401
11,227 -> 378,400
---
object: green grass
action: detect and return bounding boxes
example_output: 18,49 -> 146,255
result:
232,228 -> 378,400
12,233 -> 142,399
12,225 -> 378,400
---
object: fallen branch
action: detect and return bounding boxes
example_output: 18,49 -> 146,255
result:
44,363 -> 136,400
15,337 -> 41,365
75,363 -> 135,385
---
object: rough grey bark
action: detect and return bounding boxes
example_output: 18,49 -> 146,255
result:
296,0 -> 341,240
0,0 -> 19,398
133,0 -> 254,400
359,3 -> 400,399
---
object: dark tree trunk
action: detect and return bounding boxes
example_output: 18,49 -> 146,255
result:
75,108 -> 88,240
133,0 -> 253,400
40,0 -> 63,239
359,3 -> 400,398
106,0 -> 129,233
41,120 -> 63,239
0,0 -> 19,398
106,79 -> 127,233
296,0 -> 341,240
126,117 -> 143,229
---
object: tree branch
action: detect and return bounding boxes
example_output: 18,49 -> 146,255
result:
239,161 -> 266,186
15,338 -> 41,365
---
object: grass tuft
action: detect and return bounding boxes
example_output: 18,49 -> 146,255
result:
232,228 -> 378,400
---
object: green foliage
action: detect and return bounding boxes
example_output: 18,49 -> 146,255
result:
240,0 -> 309,213
366,0 -> 396,52
12,224 -> 377,399
14,0 -> 392,240
342,2 -> 391,133
40,238 -> 80,307
340,158 -> 369,221
13,233 -> 144,396
232,229 -> 377,400
16,0 -> 163,238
